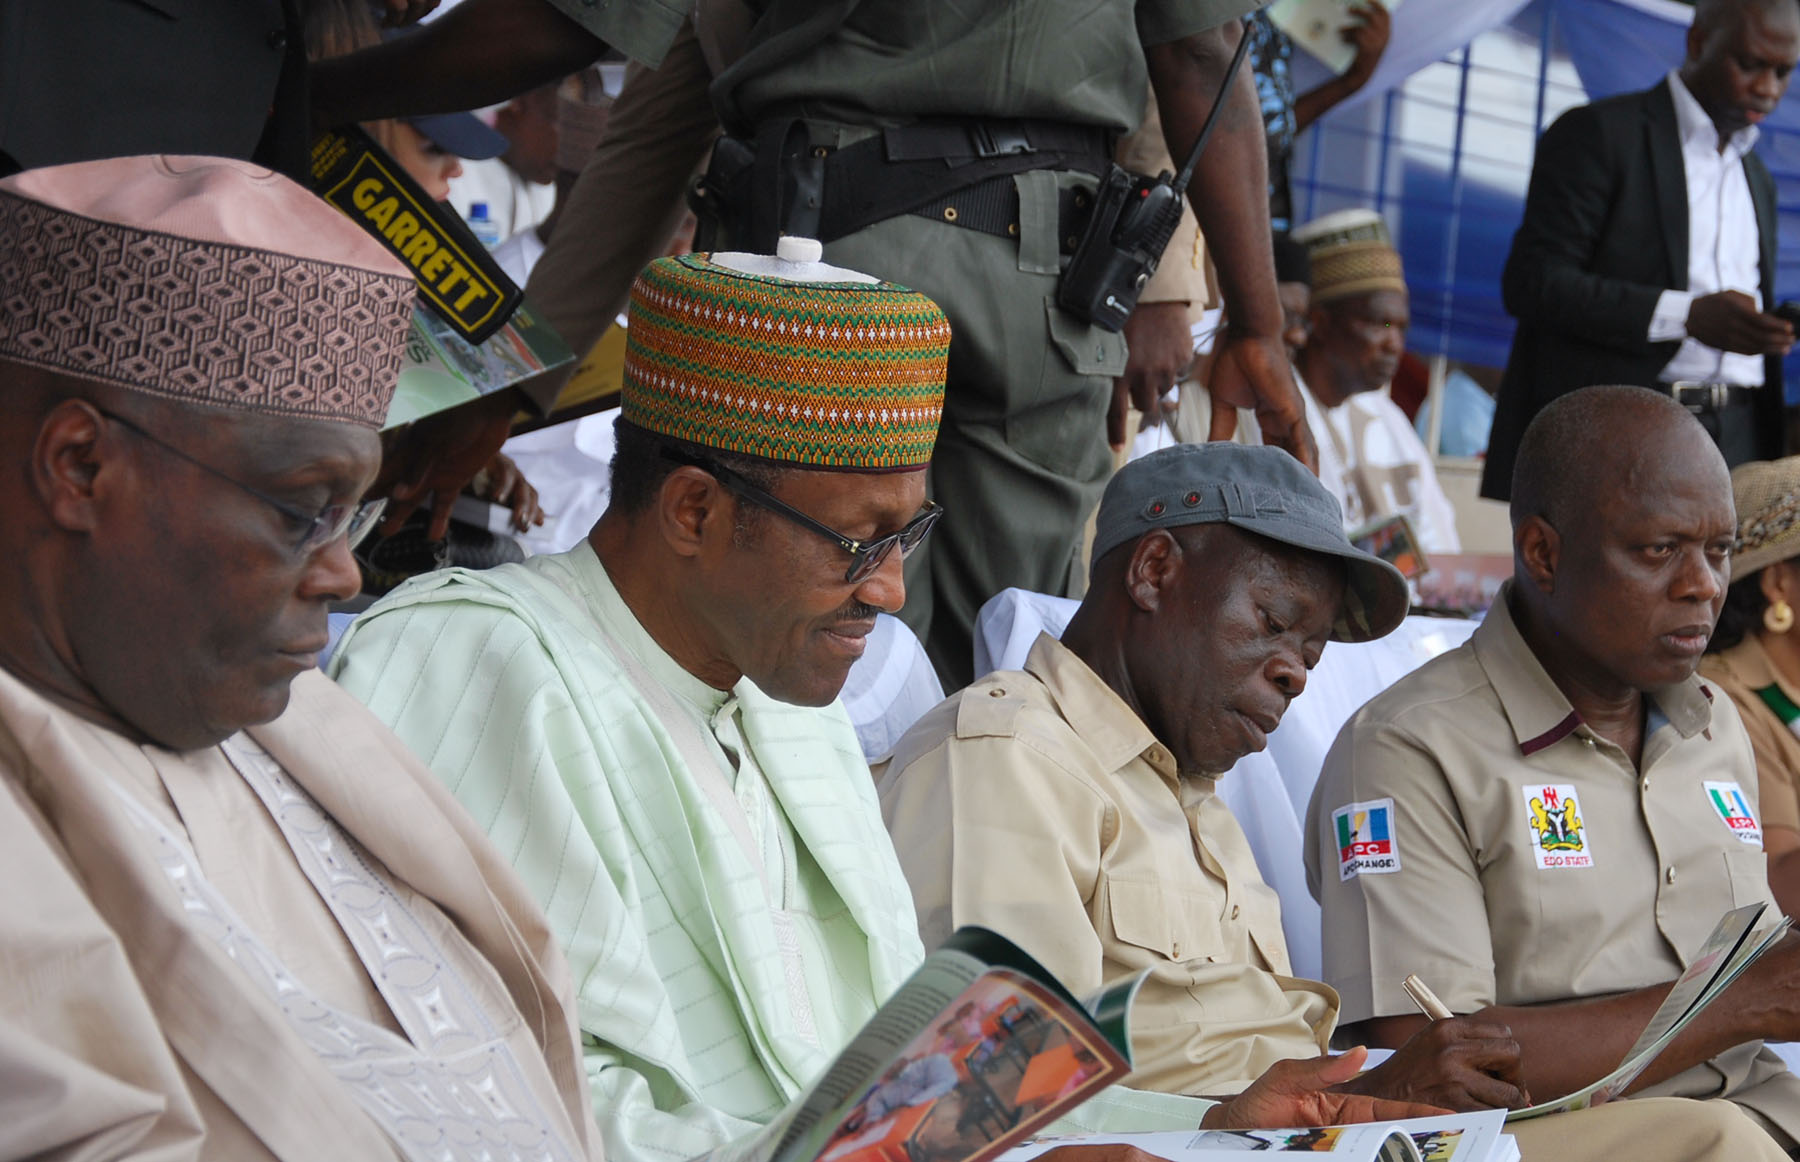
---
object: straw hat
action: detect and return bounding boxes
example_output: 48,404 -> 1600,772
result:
1731,456 -> 1800,579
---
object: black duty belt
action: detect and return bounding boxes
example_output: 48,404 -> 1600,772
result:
906,173 -> 1097,255
695,116 -> 1112,252
1666,380 -> 1761,412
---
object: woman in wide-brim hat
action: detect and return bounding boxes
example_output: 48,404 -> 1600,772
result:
1701,455 -> 1800,914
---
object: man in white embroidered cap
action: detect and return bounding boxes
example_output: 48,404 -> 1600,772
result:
0,155 -> 600,1161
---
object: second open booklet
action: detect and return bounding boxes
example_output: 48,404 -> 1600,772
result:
1505,900 -> 1790,1121
708,927 -> 1516,1162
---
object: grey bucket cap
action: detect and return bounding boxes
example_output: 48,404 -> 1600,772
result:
1089,442 -> 1411,643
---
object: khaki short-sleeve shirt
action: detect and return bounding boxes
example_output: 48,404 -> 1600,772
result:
877,634 -> 1335,1097
1305,585 -> 1800,1136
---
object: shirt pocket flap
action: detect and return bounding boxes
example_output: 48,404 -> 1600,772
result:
1045,298 -> 1129,378
1107,877 -> 1226,964
1108,878 -> 1175,956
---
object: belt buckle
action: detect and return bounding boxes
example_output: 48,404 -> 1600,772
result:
973,122 -> 1031,157
1670,380 -> 1728,413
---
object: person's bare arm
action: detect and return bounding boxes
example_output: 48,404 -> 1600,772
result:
1111,302 -> 1196,448
1292,2 -> 1390,133
1345,934 -> 1800,1103
1146,24 -> 1317,471
1199,1047 -> 1449,1128
312,0 -> 603,126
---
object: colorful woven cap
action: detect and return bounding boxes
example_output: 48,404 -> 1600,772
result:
1293,208 -> 1406,306
1731,456 -> 1800,579
0,155 -> 415,428
621,239 -> 950,471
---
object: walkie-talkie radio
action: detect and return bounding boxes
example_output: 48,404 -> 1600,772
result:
1056,30 -> 1254,333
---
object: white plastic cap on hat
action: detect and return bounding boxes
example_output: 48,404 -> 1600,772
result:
710,235 -> 878,285
776,235 -> 822,263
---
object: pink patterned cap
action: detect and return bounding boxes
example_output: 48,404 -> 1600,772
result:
0,155 -> 416,428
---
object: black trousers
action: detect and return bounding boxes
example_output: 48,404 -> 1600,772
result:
1686,396 -> 1763,467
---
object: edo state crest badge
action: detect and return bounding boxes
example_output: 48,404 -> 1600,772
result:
1703,781 -> 1763,847
1333,798 -> 1400,881
1522,783 -> 1592,869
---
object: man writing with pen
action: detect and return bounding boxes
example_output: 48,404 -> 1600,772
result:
1308,385 -> 1800,1153
878,441 -> 1781,1162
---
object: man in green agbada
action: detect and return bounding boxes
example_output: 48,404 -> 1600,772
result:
331,245 -> 1434,1162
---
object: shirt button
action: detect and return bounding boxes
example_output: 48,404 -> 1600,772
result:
1171,941 -> 1182,958
1581,736 -> 1596,749
1666,865 -> 1678,884
987,687 -> 1006,698
1230,904 -> 1241,920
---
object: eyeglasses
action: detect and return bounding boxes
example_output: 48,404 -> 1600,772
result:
95,407 -> 387,557
662,447 -> 943,584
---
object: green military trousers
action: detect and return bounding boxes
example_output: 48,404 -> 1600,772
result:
821,168 -> 1127,686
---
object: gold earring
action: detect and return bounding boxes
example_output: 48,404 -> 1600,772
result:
1767,600 -> 1795,635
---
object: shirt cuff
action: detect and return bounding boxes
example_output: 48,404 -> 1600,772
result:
1650,289 -> 1693,342
1053,1084 -> 1218,1132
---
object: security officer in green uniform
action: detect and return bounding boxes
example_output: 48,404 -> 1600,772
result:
312,0 -> 1316,684
702,0 -> 1317,684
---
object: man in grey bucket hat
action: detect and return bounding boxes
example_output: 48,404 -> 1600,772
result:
874,441 -> 1792,1155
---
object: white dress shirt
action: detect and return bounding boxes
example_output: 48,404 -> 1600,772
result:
1650,70 -> 1765,386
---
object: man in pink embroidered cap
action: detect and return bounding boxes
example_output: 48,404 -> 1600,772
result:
0,156 -> 601,1161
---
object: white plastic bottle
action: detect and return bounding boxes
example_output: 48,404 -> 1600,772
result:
467,202 -> 501,249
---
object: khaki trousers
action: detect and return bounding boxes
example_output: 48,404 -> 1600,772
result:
1510,1096 -> 1788,1162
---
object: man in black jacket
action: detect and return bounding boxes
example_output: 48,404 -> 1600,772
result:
1481,0 -> 1798,501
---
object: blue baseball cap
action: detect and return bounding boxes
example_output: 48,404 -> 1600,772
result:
404,113 -> 509,161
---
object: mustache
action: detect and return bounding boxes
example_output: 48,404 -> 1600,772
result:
829,600 -> 883,625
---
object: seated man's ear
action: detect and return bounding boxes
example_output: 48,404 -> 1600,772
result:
1516,514 -> 1561,595
35,400 -> 113,534
1125,529 -> 1182,614
656,466 -> 735,561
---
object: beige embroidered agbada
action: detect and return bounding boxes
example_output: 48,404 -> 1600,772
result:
0,664 -> 602,1161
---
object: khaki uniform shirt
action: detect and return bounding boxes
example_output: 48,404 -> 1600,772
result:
1305,585 -> 1800,1138
1701,635 -> 1800,842
876,634 -> 1336,1096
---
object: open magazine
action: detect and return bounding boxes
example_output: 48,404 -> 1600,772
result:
384,297 -> 575,429
1001,1110 -> 1513,1162
712,927 -> 1141,1162
1507,902 -> 1790,1121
